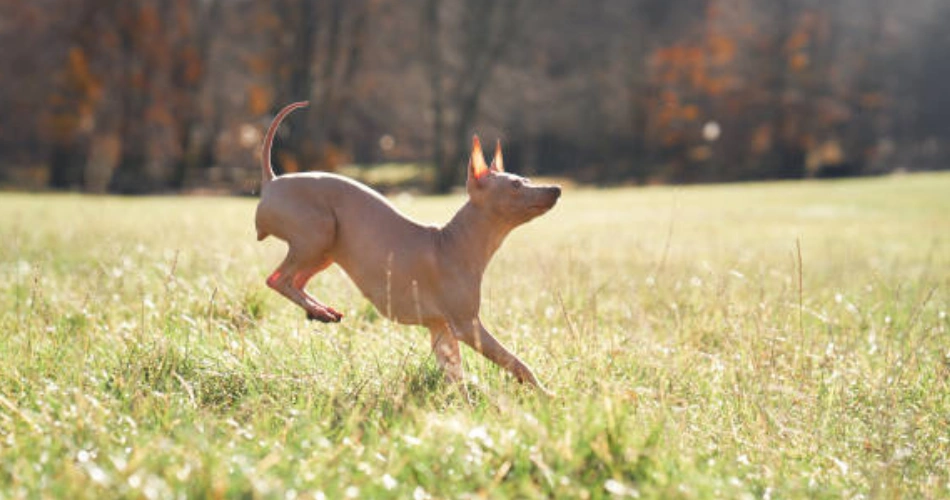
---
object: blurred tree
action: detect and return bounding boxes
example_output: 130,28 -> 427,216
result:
102,2 -> 148,193
625,0 -> 705,183
0,0 -> 946,193
909,1 -> 950,170
423,0 -> 532,193
763,0 -> 806,179
422,0 -> 444,189
265,0 -> 373,174
168,0 -> 222,189
45,0 -> 115,190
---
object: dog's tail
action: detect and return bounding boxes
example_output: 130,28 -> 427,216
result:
260,101 -> 309,189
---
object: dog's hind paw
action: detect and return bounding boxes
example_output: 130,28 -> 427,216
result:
306,307 -> 343,323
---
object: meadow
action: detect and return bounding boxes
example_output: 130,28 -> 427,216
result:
1,173 -> 948,498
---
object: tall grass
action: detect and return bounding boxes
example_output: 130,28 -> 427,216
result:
1,173 -> 948,498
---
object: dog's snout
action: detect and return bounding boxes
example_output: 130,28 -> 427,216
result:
552,186 -> 562,198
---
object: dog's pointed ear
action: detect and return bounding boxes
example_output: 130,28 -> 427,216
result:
490,139 -> 504,173
468,135 -> 489,182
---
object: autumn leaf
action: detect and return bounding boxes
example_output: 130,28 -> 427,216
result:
789,53 -> 809,72
681,105 -> 699,121
247,85 -> 271,115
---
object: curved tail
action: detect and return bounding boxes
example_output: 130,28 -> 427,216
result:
260,101 -> 309,189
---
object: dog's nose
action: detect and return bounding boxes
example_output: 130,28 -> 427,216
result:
551,186 -> 562,199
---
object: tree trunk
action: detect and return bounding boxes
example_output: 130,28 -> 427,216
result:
48,139 -> 87,190
108,3 -> 158,194
427,0 -> 526,193
45,0 -> 116,190
766,0 -> 801,179
169,0 -> 221,190
423,0 -> 447,192
281,0 -> 317,173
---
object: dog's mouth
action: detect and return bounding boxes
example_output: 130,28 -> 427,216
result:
527,201 -> 557,215
530,203 -> 553,211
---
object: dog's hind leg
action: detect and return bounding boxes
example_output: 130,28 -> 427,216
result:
428,322 -> 465,384
265,212 -> 343,323
266,254 -> 341,322
428,321 -> 471,403
293,258 -> 344,322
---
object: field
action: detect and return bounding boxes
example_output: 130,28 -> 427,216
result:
1,173 -> 948,498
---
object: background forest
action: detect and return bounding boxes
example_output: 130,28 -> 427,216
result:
1,0 -> 949,194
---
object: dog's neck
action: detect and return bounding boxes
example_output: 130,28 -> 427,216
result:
440,200 -> 513,277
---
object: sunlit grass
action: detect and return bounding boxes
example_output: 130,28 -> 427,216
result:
1,173 -> 948,498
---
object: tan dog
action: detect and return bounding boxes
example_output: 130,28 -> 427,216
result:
255,101 -> 560,394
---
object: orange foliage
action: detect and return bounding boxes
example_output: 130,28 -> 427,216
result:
705,78 -> 726,97
146,104 -> 175,126
785,31 -> 809,53
649,26 -> 741,139
66,47 -> 101,99
789,53 -> 809,72
174,0 -> 193,31
277,152 -> 300,173
318,143 -> 351,172
660,90 -> 679,106
179,47 -> 204,85
685,47 -> 703,65
681,105 -> 699,121
247,85 -> 272,115
689,65 -> 707,89
243,54 -> 273,76
138,4 -> 161,35
751,124 -> 773,154
707,35 -> 736,66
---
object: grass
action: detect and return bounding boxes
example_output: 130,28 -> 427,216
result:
1,173 -> 948,498
337,163 -> 435,192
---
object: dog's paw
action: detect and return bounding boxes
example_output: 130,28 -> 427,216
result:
306,308 -> 343,323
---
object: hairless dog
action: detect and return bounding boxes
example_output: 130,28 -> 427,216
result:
256,101 -> 560,394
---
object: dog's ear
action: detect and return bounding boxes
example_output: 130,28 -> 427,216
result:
468,135 -> 489,182
490,139 -> 504,173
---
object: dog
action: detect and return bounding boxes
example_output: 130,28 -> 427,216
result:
255,101 -> 560,394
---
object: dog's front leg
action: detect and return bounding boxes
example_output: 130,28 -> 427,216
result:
457,319 -> 552,396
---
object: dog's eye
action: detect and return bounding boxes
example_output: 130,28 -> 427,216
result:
512,180 -> 523,189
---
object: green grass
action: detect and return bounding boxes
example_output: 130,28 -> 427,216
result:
337,163 -> 435,191
1,173 -> 948,498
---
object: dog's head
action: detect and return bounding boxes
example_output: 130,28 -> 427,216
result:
465,136 -> 561,226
